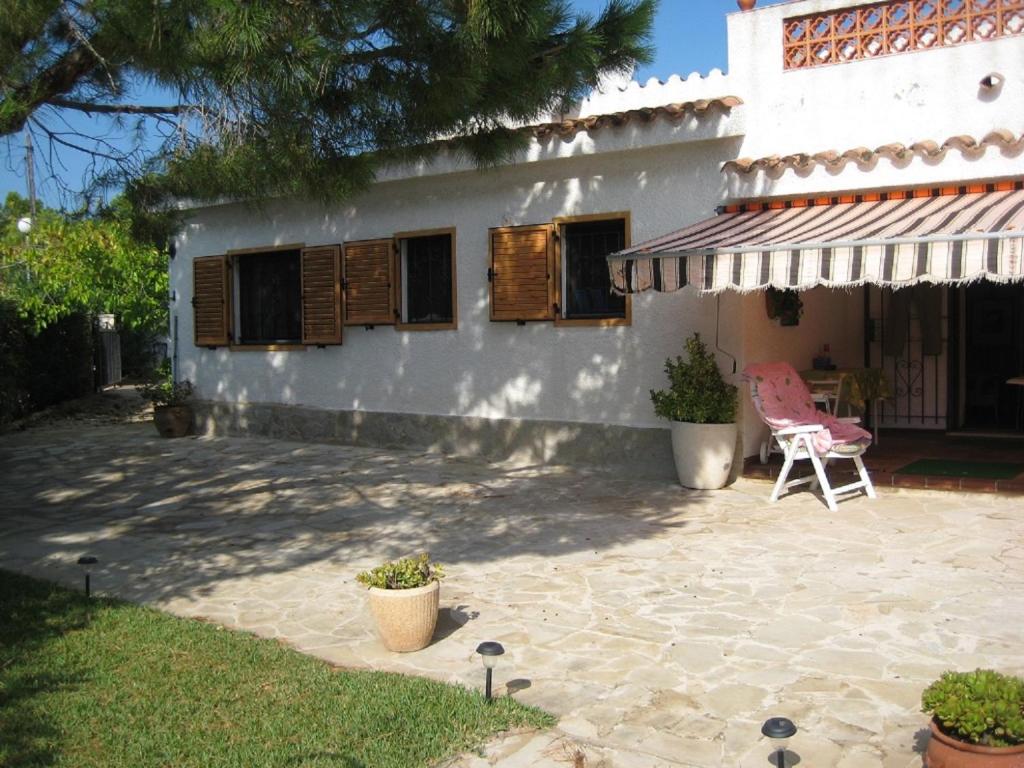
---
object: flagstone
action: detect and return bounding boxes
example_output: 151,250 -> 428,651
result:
2,422 -> 1023,767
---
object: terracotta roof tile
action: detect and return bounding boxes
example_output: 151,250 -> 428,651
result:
530,96 -> 743,141
722,129 -> 1024,175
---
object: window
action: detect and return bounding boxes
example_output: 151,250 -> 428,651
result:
396,229 -> 457,329
192,243 -> 343,349
560,218 -> 627,321
487,213 -> 631,326
235,249 -> 302,344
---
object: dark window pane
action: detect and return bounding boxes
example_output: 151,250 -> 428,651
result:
564,219 -> 626,319
237,250 -> 302,343
404,234 -> 453,324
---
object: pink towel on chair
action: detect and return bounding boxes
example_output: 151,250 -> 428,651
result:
743,362 -> 871,455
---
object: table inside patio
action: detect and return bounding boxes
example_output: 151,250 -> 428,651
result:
801,368 -> 891,444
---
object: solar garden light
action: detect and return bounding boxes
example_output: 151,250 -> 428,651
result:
77,555 -> 98,597
475,641 -> 505,701
761,717 -> 797,768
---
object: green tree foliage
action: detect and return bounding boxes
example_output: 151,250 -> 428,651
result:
1,0 -> 655,205
0,192 -> 168,331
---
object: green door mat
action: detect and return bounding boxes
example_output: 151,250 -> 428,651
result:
894,459 -> 1024,479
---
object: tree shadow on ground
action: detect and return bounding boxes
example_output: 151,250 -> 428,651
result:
0,422 -> 707,609
0,573 -> 94,767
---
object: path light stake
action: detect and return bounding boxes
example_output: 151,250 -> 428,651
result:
475,642 -> 505,702
77,556 -> 98,597
761,717 -> 796,768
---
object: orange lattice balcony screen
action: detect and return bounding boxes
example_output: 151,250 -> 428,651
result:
783,0 -> 1024,70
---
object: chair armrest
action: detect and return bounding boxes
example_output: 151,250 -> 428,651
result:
837,416 -> 861,424
775,424 -> 825,436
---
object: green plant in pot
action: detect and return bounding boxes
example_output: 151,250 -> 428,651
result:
921,669 -> 1024,767
765,288 -> 804,326
357,554 -> 445,653
139,363 -> 194,438
651,333 -> 738,490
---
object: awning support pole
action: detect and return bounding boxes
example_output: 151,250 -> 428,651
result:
715,295 -> 737,374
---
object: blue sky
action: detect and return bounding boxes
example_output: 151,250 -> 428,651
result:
1,0 -> 785,208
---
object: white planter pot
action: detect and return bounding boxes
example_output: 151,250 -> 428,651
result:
366,581 -> 440,652
669,421 -> 738,490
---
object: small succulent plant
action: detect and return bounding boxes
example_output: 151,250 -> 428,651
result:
922,669 -> 1024,747
356,553 -> 445,590
139,362 -> 193,407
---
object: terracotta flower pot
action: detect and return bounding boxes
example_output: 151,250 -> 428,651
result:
926,720 -> 1024,768
153,405 -> 193,438
366,581 -> 440,653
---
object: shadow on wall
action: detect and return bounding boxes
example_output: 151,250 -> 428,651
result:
0,424 -> 706,608
177,140 -> 736,446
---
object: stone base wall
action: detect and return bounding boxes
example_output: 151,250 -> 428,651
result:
193,401 -> 678,480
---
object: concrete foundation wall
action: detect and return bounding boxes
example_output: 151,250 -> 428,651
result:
193,400 -> 679,480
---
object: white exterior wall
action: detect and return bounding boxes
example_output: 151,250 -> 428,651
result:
725,0 -> 1024,201
174,141 -> 745,431
172,0 -> 1024,463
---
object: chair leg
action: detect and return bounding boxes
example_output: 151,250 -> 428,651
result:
807,448 -> 837,511
809,457 -> 830,491
770,443 -> 797,503
854,454 -> 876,499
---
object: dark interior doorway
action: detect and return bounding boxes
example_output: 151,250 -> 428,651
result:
956,282 -> 1024,431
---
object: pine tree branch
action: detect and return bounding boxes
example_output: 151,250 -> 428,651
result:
1,44 -> 98,136
49,98 -> 192,116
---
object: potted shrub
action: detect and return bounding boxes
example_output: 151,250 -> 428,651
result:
651,333 -> 738,490
139,365 -> 194,438
922,669 -> 1024,767
357,554 -> 445,653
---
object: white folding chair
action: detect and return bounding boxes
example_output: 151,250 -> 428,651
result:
745,363 -> 876,512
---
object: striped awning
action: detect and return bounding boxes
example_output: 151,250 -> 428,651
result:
609,182 -> 1024,294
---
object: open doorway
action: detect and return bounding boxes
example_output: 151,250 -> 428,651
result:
950,282 -> 1024,433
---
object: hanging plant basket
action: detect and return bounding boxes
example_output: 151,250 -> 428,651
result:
765,288 -> 804,326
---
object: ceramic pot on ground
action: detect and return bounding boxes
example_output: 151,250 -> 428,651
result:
670,421 -> 738,489
153,405 -> 193,438
926,720 -> 1024,768
366,581 -> 440,652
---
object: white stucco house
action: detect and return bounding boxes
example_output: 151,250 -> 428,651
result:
172,0 -> 1024,479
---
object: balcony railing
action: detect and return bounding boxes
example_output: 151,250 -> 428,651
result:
783,0 -> 1024,70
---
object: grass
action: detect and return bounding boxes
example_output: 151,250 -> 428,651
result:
0,570 -> 554,767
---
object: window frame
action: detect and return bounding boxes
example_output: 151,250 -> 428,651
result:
393,227 -> 458,332
225,243 -> 307,350
553,212 -> 632,328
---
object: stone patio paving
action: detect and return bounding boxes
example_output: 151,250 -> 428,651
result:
1,422 -> 1022,767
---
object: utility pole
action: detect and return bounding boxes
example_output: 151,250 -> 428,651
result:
25,131 -> 36,218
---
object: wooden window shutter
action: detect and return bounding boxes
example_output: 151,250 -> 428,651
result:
489,224 -> 555,321
300,245 -> 343,345
343,238 -> 395,325
193,255 -> 230,346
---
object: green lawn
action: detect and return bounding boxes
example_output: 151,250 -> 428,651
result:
0,570 -> 553,767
